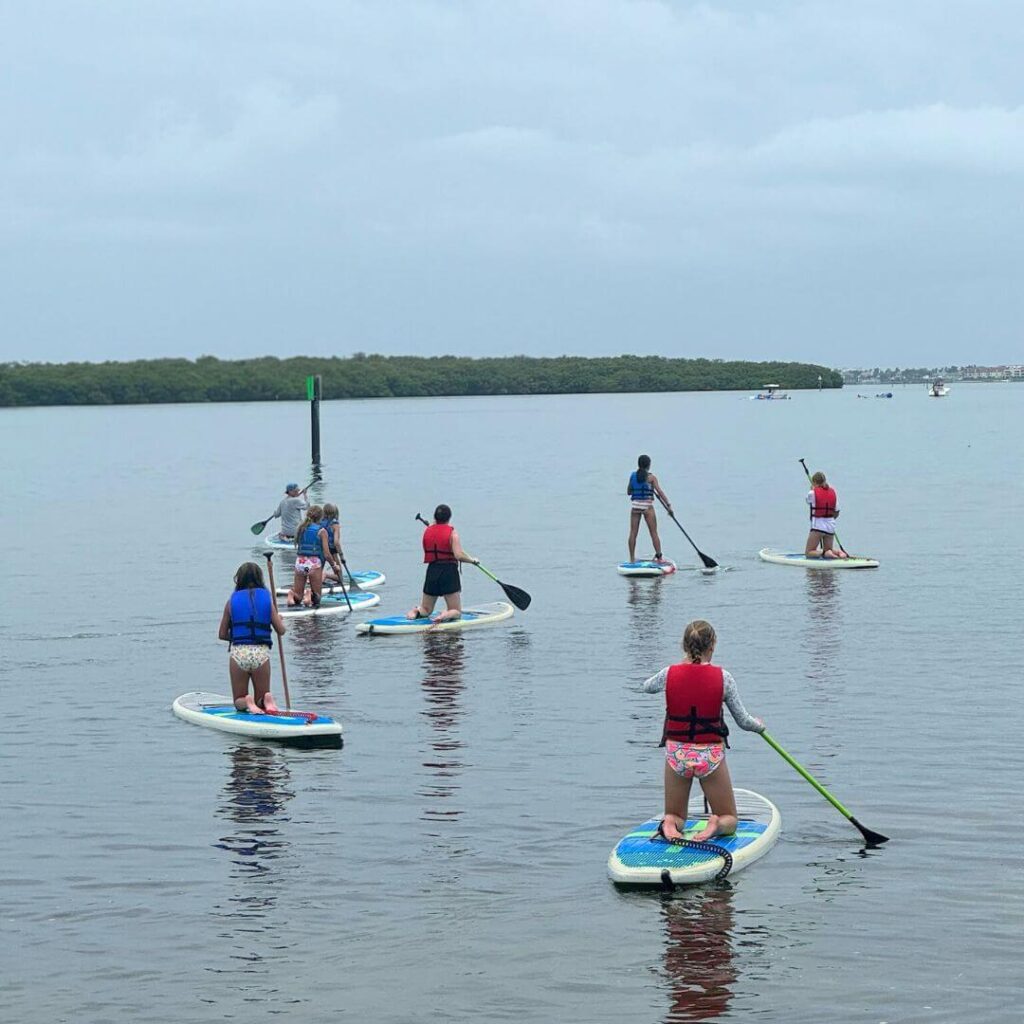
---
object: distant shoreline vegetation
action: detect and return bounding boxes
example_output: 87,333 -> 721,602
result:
0,354 -> 842,408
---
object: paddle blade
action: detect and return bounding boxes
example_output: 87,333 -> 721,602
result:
341,562 -> 364,592
251,519 -> 268,535
499,580 -> 532,611
851,817 -> 889,847
698,551 -> 719,569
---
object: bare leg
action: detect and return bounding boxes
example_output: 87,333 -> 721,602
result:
290,569 -> 306,605
437,591 -> 463,622
249,659 -> 276,712
309,565 -> 324,604
805,530 -> 822,557
628,510 -> 642,561
694,759 -> 739,840
230,659 -> 261,713
662,760 -> 693,841
407,594 -> 439,619
644,507 -> 664,559
822,534 -> 838,559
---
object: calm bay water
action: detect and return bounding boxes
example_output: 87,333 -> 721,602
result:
1,385 -> 1022,1023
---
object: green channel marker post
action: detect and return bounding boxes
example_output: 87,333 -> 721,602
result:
308,374 -> 322,467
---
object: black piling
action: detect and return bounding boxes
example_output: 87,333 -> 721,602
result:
308,374 -> 322,468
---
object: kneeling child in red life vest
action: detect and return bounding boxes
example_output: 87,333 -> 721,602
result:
642,620 -> 765,843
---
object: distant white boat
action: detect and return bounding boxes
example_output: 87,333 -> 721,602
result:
927,379 -> 950,397
752,383 -> 791,401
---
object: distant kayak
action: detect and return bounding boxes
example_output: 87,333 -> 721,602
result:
280,591 -> 381,618
172,692 -> 342,748
617,559 -> 677,577
275,569 -> 386,595
608,789 -> 780,887
356,601 -> 513,635
759,548 -> 879,569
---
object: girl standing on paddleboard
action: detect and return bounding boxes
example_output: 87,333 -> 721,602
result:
627,454 -> 673,562
218,562 -> 286,714
805,471 -> 848,559
288,506 -> 331,607
642,620 -> 765,843
407,504 -> 479,622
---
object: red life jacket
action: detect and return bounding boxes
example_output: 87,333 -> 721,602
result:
422,523 -> 456,563
660,663 -> 729,746
811,485 -> 838,519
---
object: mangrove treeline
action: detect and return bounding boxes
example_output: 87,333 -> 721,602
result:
0,355 -> 842,408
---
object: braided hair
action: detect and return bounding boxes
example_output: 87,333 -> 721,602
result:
682,619 -> 717,663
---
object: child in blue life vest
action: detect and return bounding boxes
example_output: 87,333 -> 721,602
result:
287,506 -> 332,607
642,620 -> 765,843
218,562 -> 286,713
627,454 -> 673,562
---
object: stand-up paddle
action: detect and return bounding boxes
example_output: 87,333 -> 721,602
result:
761,731 -> 889,846
251,480 -> 314,536
656,496 -> 718,569
263,553 -> 292,710
799,458 -> 847,555
340,559 -> 364,594
414,513 -> 531,611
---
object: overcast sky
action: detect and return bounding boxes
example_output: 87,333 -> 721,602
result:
2,2 -> 1022,366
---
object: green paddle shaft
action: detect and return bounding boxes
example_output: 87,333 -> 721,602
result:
761,731 -> 851,817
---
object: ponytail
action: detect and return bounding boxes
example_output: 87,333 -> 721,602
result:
636,454 -> 651,484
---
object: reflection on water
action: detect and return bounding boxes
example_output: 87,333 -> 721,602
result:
659,887 -> 737,1022
418,634 -> 467,823
802,571 -> 843,761
626,578 -> 668,661
209,744 -> 295,955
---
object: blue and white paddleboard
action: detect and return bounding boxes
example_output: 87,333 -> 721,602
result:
356,601 -> 514,635
275,569 -> 386,595
758,548 -> 879,569
617,559 -> 677,577
172,692 -> 342,748
262,533 -> 297,550
608,789 -> 780,887
280,590 -> 381,618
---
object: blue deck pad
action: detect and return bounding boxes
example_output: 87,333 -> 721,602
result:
614,817 -> 767,869
365,610 -> 484,627
198,705 -> 336,727
620,561 -> 667,569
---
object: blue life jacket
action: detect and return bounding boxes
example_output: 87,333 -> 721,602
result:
297,522 -> 324,557
629,470 -> 654,502
229,588 -> 273,647
321,517 -> 339,554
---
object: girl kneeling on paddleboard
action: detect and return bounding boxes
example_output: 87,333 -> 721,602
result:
218,562 -> 286,714
408,504 -> 479,622
627,455 -> 672,562
805,471 -> 848,559
642,620 -> 765,843
319,503 -> 345,583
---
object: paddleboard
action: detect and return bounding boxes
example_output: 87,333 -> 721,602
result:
275,569 -> 386,595
617,559 -> 677,577
356,601 -> 514,635
262,533 -> 297,550
172,692 -> 342,748
280,590 -> 381,618
759,548 -> 879,569
608,789 -> 780,887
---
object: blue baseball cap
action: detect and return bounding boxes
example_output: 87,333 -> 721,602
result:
285,482 -> 300,492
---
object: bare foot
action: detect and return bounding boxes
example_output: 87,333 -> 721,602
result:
406,606 -> 428,620
243,697 -> 262,715
437,609 -> 461,622
658,815 -> 685,842
692,814 -> 721,842
261,695 -> 279,714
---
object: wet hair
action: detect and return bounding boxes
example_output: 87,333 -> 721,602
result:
234,561 -> 266,590
294,505 -> 324,547
322,502 -> 339,520
636,454 -> 651,484
811,471 -> 827,486
682,619 -> 717,663
434,504 -> 452,524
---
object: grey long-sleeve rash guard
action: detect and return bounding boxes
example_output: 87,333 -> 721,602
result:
641,666 -> 764,733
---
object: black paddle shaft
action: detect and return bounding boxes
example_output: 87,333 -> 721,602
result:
656,497 -> 718,569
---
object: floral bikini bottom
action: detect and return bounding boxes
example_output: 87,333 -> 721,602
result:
665,740 -> 725,779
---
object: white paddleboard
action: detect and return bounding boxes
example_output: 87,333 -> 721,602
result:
608,789 -> 780,887
261,533 -> 297,550
356,601 -> 514,635
759,548 -> 879,569
617,559 -> 677,577
172,691 -> 342,748
275,569 -> 386,595
280,590 -> 381,618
